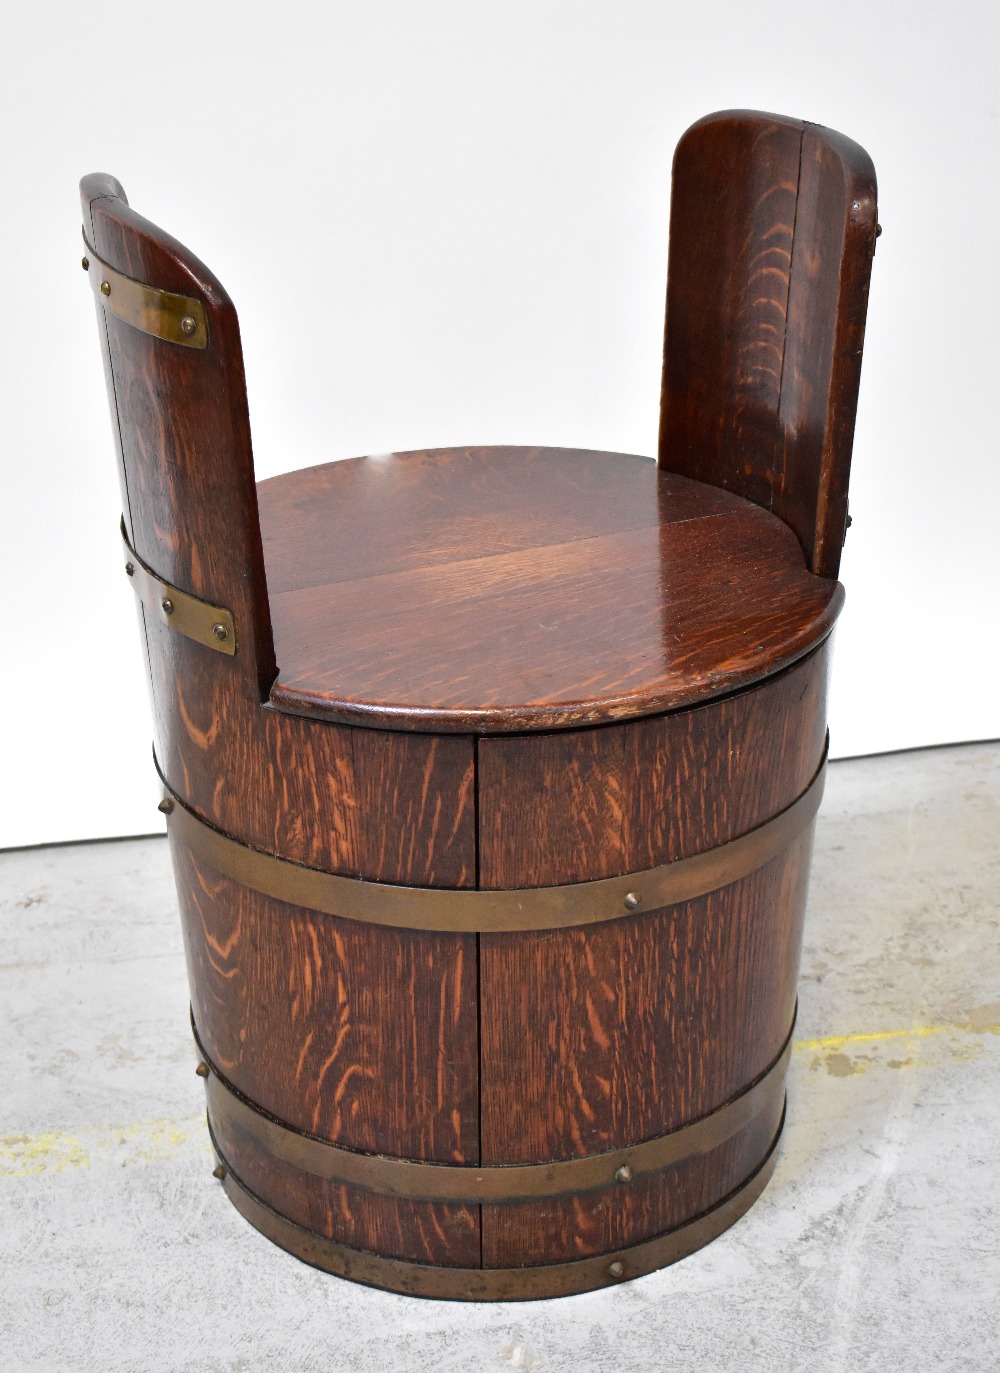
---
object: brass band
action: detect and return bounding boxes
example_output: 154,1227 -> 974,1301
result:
84,238 -> 209,349
211,1116 -> 784,1301
196,1013 -> 793,1204
123,523 -> 237,655
159,749 -> 826,933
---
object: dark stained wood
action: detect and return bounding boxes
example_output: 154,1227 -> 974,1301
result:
482,1082 -> 784,1267
213,1110 -> 480,1268
175,849 -> 479,1159
476,646 -> 828,1264
262,449 -> 841,733
82,179 -> 481,1267
658,111 -> 877,579
478,644 -> 829,887
258,446 -> 734,589
174,839 -> 480,1265
81,107 -> 876,1289
777,126 -> 880,578
81,174 -> 276,701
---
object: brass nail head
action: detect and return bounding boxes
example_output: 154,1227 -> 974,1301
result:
161,597 -> 174,615
125,561 -> 135,577
624,892 -> 641,911
615,1164 -> 633,1184
608,1261 -> 624,1279
875,223 -> 882,237
180,315 -> 197,336
82,256 -> 90,271
157,797 -> 174,815
195,1061 -> 209,1078
100,280 -> 111,296
212,1164 -> 226,1181
212,623 -> 228,641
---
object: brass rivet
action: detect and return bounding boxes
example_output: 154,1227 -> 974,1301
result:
608,1261 -> 624,1279
875,223 -> 882,237
125,561 -> 135,577
212,1164 -> 226,1181
161,597 -> 174,615
615,1164 -> 633,1184
212,623 -> 228,641
180,315 -> 197,336
81,256 -> 90,271
157,798 -> 174,815
100,280 -> 111,296
195,1061 -> 209,1078
624,892 -> 641,911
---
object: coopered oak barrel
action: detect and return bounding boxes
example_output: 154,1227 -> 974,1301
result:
80,109 -> 877,1299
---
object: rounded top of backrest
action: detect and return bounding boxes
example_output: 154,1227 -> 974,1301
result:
80,173 -> 235,322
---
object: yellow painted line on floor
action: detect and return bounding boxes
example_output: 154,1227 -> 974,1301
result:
796,1027 -> 950,1054
4,1018 -> 998,1181
1,1112 -> 209,1181
795,1023 -> 992,1053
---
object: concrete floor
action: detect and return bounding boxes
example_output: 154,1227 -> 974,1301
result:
2,742 -> 998,1373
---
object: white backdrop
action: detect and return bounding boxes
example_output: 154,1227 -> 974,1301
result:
2,0 -> 998,848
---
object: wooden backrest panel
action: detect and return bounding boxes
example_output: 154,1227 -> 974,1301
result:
81,174 -> 276,698
657,112 -> 877,579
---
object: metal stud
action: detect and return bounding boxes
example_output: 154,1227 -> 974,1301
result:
100,280 -> 111,296
875,223 -> 882,237
624,892 -> 641,911
180,315 -> 197,336
607,1261 -> 624,1279
157,798 -> 174,815
615,1164 -> 633,1184
161,597 -> 174,615
212,1164 -> 227,1181
81,256 -> 90,271
125,561 -> 135,577
195,1062 -> 209,1078
212,623 -> 228,642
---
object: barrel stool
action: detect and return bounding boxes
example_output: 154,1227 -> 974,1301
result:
81,109 -> 878,1300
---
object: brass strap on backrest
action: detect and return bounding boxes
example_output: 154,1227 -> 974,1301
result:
82,238 -> 209,349
123,523 -> 237,655
158,746 -> 826,932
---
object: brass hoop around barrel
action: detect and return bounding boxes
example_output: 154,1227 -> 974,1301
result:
157,748 -> 826,934
210,1115 -> 784,1301
195,1013 -> 793,1204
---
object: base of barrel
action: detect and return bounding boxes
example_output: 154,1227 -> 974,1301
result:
210,1105 -> 784,1301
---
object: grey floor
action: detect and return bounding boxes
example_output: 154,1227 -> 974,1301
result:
2,743 -> 998,1373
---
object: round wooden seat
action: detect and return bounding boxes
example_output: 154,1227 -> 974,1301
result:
260,446 -> 842,733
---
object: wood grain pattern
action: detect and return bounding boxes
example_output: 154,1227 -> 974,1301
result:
212,1106 -> 480,1268
83,177 -> 478,880
81,108 -> 870,1285
172,804 -> 481,1265
175,849 -> 478,1159
262,449 -> 841,733
482,1085 -> 784,1267
478,643 -> 829,887
476,647 -> 828,1264
82,174 -> 276,700
658,111 -> 877,579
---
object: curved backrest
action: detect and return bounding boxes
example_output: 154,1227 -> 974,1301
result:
657,111 -> 878,580
81,175 -> 276,699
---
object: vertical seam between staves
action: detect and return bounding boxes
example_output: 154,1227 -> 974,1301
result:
772,125 -> 805,515
473,734 -> 484,1266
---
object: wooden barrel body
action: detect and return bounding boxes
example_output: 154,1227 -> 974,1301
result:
81,108 -> 876,1300
169,639 -> 829,1299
